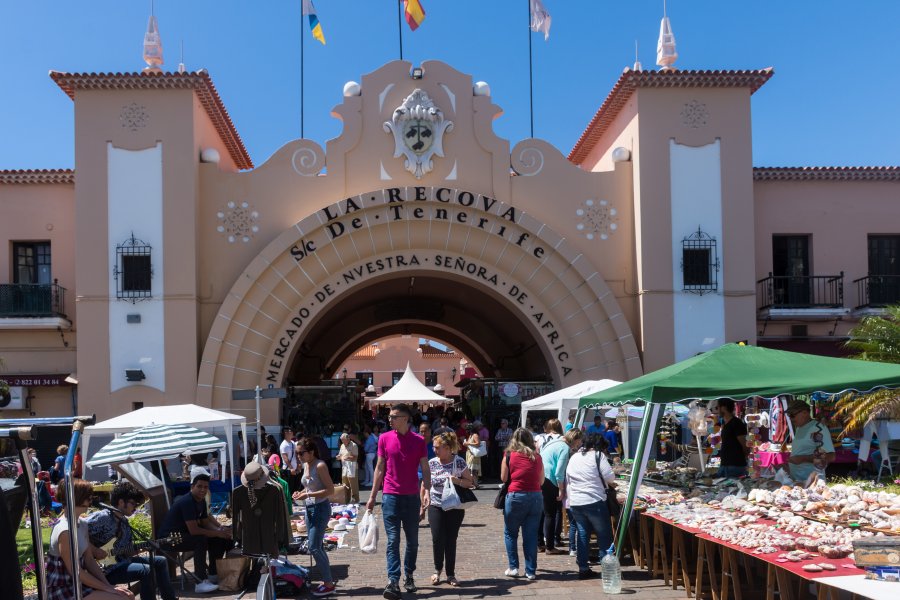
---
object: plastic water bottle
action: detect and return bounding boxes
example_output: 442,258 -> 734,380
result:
601,543 -> 622,594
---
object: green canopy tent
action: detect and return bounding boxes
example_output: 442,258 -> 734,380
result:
578,342 -> 900,557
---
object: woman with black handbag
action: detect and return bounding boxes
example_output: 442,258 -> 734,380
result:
420,431 -> 475,587
563,433 -> 617,580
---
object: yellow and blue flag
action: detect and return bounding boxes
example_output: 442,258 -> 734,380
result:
302,0 -> 326,45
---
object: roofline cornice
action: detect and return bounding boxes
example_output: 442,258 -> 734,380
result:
0,169 -> 75,185
568,68 -> 774,165
753,167 -> 900,182
49,71 -> 253,170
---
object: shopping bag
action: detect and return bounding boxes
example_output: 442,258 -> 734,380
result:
475,441 -> 488,457
441,476 -> 462,511
215,556 -> 250,592
358,509 -> 379,554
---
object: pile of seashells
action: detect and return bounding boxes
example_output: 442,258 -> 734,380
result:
746,479 -> 900,532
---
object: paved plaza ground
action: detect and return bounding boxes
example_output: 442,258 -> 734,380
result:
177,487 -> 685,600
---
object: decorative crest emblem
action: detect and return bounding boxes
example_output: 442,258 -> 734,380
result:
384,89 -> 453,179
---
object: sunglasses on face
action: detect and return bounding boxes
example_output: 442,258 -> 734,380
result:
388,415 -> 406,421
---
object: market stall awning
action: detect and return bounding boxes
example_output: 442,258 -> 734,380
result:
520,379 -> 621,425
580,343 -> 900,408
371,363 -> 453,406
87,423 -> 226,468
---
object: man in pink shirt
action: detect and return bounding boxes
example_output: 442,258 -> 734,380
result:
366,403 -> 430,599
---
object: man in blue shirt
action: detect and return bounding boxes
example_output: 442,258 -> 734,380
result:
603,420 -> 621,458
586,415 -> 605,435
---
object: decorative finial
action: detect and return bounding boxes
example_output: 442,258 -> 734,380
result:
656,1 -> 678,70
177,40 -> 185,73
633,39 -> 642,71
142,7 -> 164,73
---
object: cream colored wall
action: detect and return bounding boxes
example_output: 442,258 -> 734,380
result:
337,338 -> 460,393
73,88 -> 203,419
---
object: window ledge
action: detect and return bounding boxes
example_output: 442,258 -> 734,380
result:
758,308 -> 850,321
0,317 -> 72,330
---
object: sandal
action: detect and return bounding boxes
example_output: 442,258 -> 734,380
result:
430,573 -> 441,585
447,576 -> 459,587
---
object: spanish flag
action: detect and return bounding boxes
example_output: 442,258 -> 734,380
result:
302,0 -> 326,45
404,0 -> 426,31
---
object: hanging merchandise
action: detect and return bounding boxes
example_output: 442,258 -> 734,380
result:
687,401 -> 708,437
770,396 -> 789,446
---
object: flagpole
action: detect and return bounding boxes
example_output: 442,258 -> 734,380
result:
398,0 -> 404,60
527,0 -> 534,138
300,5 -> 305,139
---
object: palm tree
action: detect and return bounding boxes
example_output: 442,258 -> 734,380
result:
834,305 -> 900,434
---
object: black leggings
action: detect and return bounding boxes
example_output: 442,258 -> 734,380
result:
541,479 -> 563,549
428,506 -> 465,576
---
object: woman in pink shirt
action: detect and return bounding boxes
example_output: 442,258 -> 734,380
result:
500,428 -> 544,580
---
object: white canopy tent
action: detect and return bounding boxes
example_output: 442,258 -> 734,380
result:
369,363 -> 453,407
83,404 -> 248,485
520,379 -> 622,426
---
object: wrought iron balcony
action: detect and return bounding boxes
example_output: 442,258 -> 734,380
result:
854,275 -> 900,309
757,273 -> 844,311
0,281 -> 67,318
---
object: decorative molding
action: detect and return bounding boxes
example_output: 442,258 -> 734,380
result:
384,89 -> 454,179
120,102 -> 149,131
680,100 -> 708,128
217,201 -> 259,243
753,166 -> 900,181
575,199 -> 618,241
511,146 -> 544,177
290,143 -> 325,176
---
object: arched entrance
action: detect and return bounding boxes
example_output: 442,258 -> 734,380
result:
197,187 -> 642,419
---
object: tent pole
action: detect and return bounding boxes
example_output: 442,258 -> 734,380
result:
159,459 -> 171,510
695,433 -> 706,472
615,403 -> 662,559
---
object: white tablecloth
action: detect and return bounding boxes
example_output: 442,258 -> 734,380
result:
816,575 -> 897,600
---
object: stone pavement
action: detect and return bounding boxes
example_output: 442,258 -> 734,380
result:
178,487 -> 686,599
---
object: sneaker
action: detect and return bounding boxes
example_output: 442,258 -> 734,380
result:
383,581 -> 401,600
207,574 -> 219,584
545,547 -> 566,555
194,580 -> 219,594
504,568 -> 519,577
312,583 -> 336,597
525,573 -> 536,581
578,570 -> 598,580
569,550 -> 577,557
404,575 -> 418,593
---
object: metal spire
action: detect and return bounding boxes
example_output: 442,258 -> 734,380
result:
656,0 -> 678,70
143,1 -> 164,72
633,39 -> 642,71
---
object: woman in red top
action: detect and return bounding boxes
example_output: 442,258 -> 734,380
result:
500,428 -> 544,580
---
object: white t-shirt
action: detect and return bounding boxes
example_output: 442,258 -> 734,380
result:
49,516 -> 89,558
565,450 -> 615,507
280,439 -> 297,470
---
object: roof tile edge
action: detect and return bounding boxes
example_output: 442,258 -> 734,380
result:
568,68 -> 774,166
0,169 -> 75,185
48,71 -> 253,171
753,167 -> 900,182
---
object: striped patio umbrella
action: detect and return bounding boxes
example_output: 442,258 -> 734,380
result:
86,423 -> 226,468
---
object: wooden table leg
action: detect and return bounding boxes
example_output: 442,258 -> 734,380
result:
670,527 -> 692,596
765,563 -> 776,600
640,513 -> 653,571
695,537 -> 715,600
774,566 -> 795,600
652,519 -> 671,585
719,546 -> 742,600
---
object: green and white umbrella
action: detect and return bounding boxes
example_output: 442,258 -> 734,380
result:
86,423 -> 226,468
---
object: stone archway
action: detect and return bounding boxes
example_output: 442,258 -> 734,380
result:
197,187 -> 642,414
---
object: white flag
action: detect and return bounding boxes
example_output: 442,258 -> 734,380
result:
530,0 -> 551,41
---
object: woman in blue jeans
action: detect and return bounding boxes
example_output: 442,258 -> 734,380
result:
294,438 -> 338,597
564,434 -> 616,579
500,428 -> 545,580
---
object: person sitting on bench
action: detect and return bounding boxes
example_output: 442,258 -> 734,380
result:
158,470 -> 232,594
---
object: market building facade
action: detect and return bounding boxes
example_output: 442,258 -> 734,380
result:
1,59 -> 898,425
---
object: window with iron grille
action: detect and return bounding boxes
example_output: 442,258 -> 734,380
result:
424,371 -> 438,387
355,371 -> 374,386
114,234 -> 152,301
681,227 -> 719,293
13,242 -> 52,284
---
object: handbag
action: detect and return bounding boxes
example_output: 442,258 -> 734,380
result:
474,440 -> 488,457
595,451 -> 621,518
493,453 -> 511,509
215,556 -> 250,592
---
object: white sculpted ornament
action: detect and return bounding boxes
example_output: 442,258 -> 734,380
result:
384,89 -> 454,179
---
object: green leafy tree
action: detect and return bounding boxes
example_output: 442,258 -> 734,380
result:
835,305 -> 900,434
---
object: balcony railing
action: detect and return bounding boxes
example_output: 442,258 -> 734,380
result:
757,273 -> 844,311
854,275 -> 900,309
0,281 -> 67,318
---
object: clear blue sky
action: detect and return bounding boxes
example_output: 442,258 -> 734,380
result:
2,1 -> 898,170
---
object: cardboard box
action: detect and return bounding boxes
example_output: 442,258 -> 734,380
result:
852,538 -> 900,568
